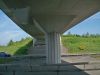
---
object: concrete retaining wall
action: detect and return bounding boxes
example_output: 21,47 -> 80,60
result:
0,63 -> 100,75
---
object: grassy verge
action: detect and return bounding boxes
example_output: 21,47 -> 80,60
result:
62,36 -> 100,54
0,38 -> 33,64
0,38 -> 32,55
0,58 -> 14,64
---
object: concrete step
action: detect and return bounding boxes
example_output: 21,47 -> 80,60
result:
0,63 -> 100,75
0,70 -> 100,75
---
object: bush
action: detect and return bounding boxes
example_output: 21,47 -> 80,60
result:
78,45 -> 86,50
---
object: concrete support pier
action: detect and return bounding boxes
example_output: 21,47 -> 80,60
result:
46,32 -> 61,64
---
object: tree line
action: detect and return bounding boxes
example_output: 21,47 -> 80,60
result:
63,32 -> 100,38
8,37 -> 32,46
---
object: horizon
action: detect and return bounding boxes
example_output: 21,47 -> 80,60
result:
64,12 -> 100,35
64,32 -> 100,35
0,9 -> 100,45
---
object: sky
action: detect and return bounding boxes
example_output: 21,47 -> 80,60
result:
0,9 -> 100,45
64,12 -> 100,35
0,10 -> 31,46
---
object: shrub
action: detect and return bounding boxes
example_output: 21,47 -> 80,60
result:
78,45 -> 86,50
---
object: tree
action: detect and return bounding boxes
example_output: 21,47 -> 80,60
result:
86,32 -> 89,37
83,32 -> 90,37
67,31 -> 72,36
68,31 -> 71,35
8,40 -> 14,46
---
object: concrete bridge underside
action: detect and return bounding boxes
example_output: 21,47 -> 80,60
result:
0,0 -> 100,64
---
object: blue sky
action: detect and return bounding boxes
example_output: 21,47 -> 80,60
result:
0,9 -> 100,45
64,12 -> 100,35
0,10 -> 31,46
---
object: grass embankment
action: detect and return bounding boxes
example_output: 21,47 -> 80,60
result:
0,38 -> 32,55
62,35 -> 100,54
0,38 -> 32,64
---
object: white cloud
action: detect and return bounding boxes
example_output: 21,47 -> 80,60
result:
0,30 -> 30,45
0,10 -> 31,45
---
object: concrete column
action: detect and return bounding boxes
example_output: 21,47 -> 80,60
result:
46,32 -> 61,64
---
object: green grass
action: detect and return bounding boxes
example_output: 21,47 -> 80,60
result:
0,38 -> 33,55
0,38 -> 33,64
0,36 -> 100,63
0,36 -> 100,55
62,36 -> 100,54
0,58 -> 14,64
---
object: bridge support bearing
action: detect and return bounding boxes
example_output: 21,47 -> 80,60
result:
46,32 -> 61,64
